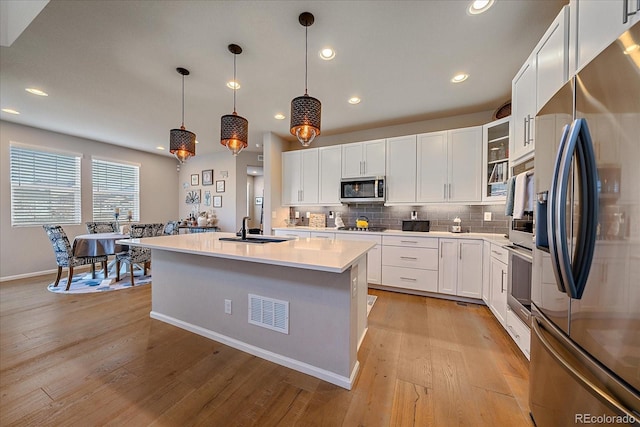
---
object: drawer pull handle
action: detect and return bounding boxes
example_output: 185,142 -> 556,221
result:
491,250 -> 503,255
400,240 -> 418,244
400,256 -> 418,260
400,277 -> 417,281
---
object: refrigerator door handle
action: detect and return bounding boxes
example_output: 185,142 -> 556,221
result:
548,124 -> 571,293
554,119 -> 599,299
568,119 -> 599,299
532,317 -> 639,420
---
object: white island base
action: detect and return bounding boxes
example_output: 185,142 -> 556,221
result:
146,241 -> 369,390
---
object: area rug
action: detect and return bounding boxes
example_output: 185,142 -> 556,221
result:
367,294 -> 378,317
47,272 -> 151,294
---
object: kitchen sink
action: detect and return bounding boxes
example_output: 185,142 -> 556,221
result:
218,237 -> 288,244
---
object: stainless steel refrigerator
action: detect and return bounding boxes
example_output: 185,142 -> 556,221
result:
530,23 -> 640,426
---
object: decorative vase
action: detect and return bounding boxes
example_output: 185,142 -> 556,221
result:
197,215 -> 207,227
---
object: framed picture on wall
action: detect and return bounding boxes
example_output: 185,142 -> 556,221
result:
213,196 -> 222,208
255,197 -> 263,205
204,191 -> 211,206
216,180 -> 225,192
202,169 -> 213,186
191,174 -> 199,186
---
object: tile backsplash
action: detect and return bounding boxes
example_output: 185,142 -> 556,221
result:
289,204 -> 509,235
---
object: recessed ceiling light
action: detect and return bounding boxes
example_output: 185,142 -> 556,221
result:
226,80 -> 240,90
348,97 -> 361,104
319,48 -> 335,60
25,88 -> 48,96
624,44 -> 639,54
1,108 -> 20,115
451,73 -> 469,83
156,146 -> 165,150
274,113 -> 286,120
468,0 -> 494,15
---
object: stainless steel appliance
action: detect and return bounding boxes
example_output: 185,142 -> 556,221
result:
530,24 -> 640,426
505,244 -> 533,325
340,176 -> 385,203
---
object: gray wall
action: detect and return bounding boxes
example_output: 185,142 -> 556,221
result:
0,121 -> 179,280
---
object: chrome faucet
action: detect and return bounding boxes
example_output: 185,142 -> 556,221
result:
241,216 -> 251,240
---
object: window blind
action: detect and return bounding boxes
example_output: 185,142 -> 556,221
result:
92,158 -> 140,222
10,144 -> 82,226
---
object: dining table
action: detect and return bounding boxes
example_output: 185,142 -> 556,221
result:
72,232 -> 129,257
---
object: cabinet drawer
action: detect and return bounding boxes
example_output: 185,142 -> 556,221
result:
335,233 -> 382,244
382,266 -> 438,292
506,308 -> 531,360
310,231 -> 335,240
382,235 -> 438,248
382,246 -> 438,270
274,230 -> 311,238
490,243 -> 509,264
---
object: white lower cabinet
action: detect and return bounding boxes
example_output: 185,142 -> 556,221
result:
381,236 -> 439,293
309,231 -> 335,240
489,251 -> 508,327
438,238 -> 483,299
506,306 -> 531,360
274,229 -> 311,238
335,233 -> 382,285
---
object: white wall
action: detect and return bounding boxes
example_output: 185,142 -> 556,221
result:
176,151 -> 237,233
0,121 -> 178,280
251,175 -> 264,229
263,132 -> 288,235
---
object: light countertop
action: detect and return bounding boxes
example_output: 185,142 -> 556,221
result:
120,232 -> 375,274
273,226 -> 511,246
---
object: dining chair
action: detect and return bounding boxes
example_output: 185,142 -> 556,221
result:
43,225 -> 109,291
115,223 -> 160,286
85,221 -> 119,276
163,221 -> 180,236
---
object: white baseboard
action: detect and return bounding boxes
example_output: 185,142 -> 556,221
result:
150,310 -> 358,390
0,265 -> 96,283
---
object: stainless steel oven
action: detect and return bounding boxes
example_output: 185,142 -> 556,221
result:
506,244 -> 533,325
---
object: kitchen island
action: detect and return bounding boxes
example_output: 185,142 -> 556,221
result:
123,232 -> 374,389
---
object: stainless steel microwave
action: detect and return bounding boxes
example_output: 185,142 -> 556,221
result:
340,176 -> 385,203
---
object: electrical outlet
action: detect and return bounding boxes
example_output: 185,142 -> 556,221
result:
295,211 -> 300,219
329,211 -> 334,219
224,299 -> 232,314
306,211 -> 310,218
484,212 -> 492,221
271,211 -> 276,219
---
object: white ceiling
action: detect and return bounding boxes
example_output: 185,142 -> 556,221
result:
0,0 -> 566,158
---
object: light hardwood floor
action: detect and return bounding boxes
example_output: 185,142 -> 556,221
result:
0,274 -> 532,426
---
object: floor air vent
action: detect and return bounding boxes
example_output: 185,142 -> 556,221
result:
248,294 -> 289,334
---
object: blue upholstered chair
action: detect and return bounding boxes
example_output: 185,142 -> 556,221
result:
43,225 -> 109,291
115,223 -> 163,286
163,221 -> 180,236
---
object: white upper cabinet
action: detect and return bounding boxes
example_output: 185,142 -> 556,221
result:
448,126 -> 482,203
281,149 -> 319,206
386,135 -> 417,203
417,131 -> 448,202
571,0 -> 640,74
341,139 -> 386,178
511,56 -> 536,163
535,6 -> 570,113
482,117 -> 510,202
416,127 -> 482,204
318,146 -> 342,205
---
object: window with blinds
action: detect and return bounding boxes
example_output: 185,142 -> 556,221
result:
92,158 -> 140,222
10,144 -> 82,226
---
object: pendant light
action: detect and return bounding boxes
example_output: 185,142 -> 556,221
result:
290,12 -> 321,147
169,67 -> 196,163
221,44 -> 249,156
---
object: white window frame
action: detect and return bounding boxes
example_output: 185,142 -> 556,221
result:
9,142 -> 82,226
91,157 -> 140,222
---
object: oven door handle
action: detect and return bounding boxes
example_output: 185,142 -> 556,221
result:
548,124 -> 570,294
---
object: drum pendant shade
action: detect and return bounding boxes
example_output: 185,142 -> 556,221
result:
221,44 -> 248,156
169,67 -> 196,163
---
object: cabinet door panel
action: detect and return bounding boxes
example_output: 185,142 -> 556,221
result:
319,146 -> 342,205
457,240 -> 483,298
512,59 -> 536,161
438,239 -> 457,295
363,139 -> 386,176
282,151 -> 301,205
386,136 -> 417,203
448,127 -> 482,202
535,7 -> 569,113
417,132 -> 448,202
490,257 -> 508,326
342,143 -> 363,178
300,149 -> 319,204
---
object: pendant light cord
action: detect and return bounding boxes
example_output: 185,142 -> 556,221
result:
181,74 -> 185,127
233,53 -> 237,113
304,25 -> 308,95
